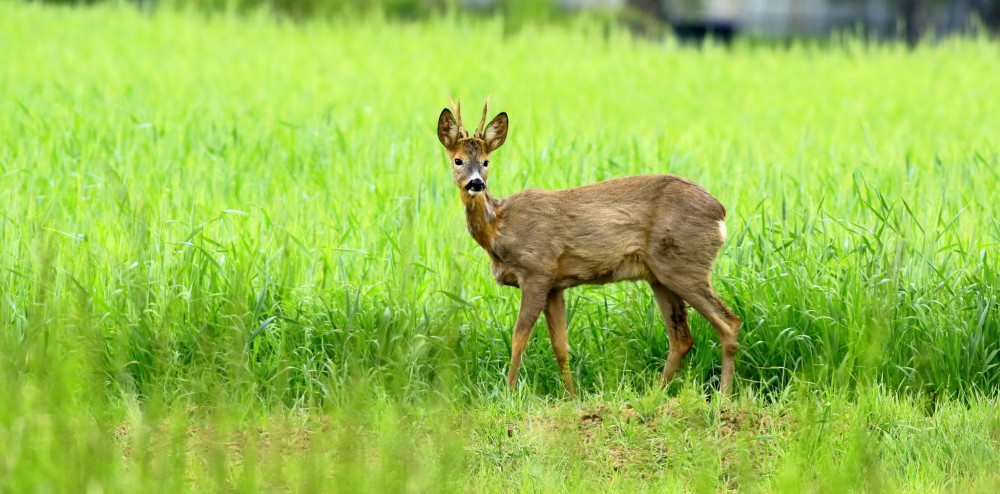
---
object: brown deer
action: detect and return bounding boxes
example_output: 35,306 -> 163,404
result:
436,97 -> 741,397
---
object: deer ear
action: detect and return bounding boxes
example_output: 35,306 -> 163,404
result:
437,108 -> 460,149
483,112 -> 508,153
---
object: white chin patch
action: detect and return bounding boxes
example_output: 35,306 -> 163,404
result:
467,189 -> 484,197
718,220 -> 727,240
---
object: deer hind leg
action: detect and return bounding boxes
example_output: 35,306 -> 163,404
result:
650,282 -> 693,387
653,269 -> 741,394
543,289 -> 575,398
506,281 -> 549,392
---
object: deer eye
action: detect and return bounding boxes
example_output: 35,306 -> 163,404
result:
454,158 -> 463,166
483,160 -> 489,167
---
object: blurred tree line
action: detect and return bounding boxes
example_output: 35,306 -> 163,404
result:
30,0 -> 571,22
887,0 -> 1000,44
23,0 -> 1000,40
834,0 -> 1000,45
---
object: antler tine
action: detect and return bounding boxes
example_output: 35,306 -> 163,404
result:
474,95 -> 491,139
448,92 -> 468,138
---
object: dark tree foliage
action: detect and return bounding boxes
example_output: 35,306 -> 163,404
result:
973,0 -> 1000,35
838,0 -> 1000,45
32,0 -> 450,20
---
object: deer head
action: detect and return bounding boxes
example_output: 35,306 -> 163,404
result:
437,96 -> 508,197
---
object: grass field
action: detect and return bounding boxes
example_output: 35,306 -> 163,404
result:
2,1 -> 999,491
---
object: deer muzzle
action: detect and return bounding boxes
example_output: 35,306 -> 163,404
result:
465,178 -> 486,194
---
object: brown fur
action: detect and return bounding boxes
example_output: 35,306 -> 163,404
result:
437,100 -> 742,397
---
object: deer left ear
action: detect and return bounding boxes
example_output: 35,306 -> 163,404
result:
438,108 -> 460,149
483,112 -> 508,153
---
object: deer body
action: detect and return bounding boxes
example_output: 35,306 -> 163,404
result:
438,98 -> 741,397
475,175 -> 727,290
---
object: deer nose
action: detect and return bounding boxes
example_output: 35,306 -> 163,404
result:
465,179 -> 486,192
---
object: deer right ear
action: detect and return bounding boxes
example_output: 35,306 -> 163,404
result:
437,108 -> 460,149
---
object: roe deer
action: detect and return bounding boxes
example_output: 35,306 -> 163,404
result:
436,97 -> 741,397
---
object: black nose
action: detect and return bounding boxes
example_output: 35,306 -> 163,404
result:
465,179 -> 486,192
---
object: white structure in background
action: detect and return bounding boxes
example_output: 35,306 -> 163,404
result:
671,0 -> 892,33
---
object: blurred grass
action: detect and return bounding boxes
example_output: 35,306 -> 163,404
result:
1,1 -> 999,491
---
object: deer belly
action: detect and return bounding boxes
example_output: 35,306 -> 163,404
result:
612,254 -> 653,281
554,253 -> 653,288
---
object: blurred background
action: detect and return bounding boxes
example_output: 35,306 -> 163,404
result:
34,0 -> 1000,45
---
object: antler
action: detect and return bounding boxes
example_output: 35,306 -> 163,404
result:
449,93 -> 493,139
449,93 -> 469,139
473,96 -> 491,139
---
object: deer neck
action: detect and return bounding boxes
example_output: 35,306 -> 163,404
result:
462,192 -> 501,252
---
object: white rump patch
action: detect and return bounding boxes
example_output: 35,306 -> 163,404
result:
718,220 -> 727,240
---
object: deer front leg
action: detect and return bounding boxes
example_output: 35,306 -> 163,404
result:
544,289 -> 575,398
506,281 -> 549,392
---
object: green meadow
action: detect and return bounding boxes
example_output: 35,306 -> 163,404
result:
1,1 -> 998,491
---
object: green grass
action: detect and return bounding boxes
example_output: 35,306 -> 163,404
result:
1,1 -> 999,491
